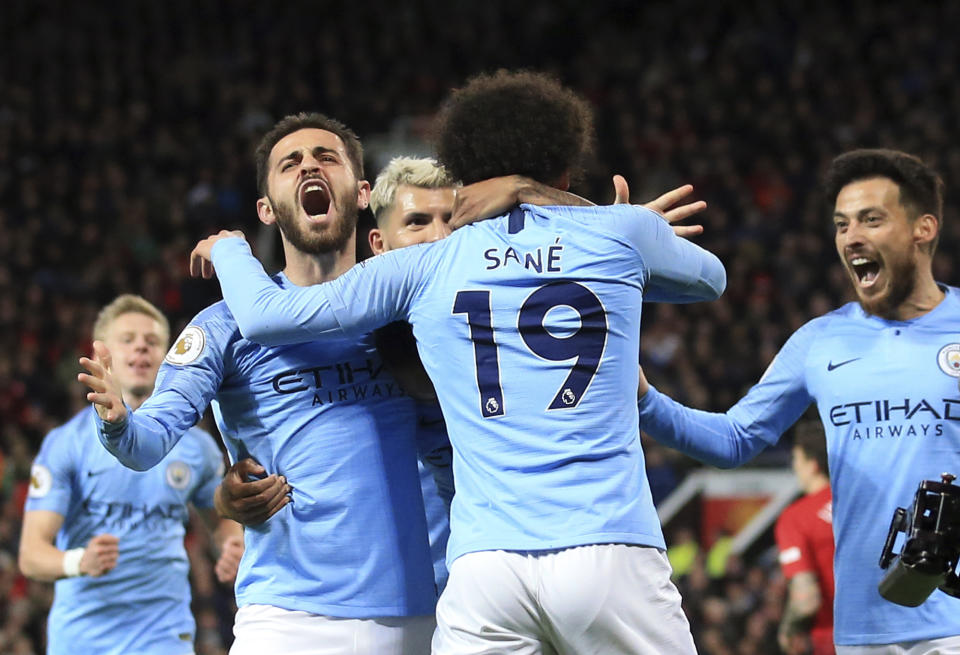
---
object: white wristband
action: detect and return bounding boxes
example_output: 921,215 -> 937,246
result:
62,548 -> 85,577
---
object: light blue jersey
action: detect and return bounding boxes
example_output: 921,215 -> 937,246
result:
25,406 -> 221,655
209,204 -> 725,565
416,402 -> 453,591
98,273 -> 441,618
638,287 -> 960,645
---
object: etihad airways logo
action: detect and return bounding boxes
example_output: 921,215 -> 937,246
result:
830,397 -> 960,440
828,398 -> 960,426
270,357 -> 405,406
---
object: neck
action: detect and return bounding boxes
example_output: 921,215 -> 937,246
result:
889,269 -> 943,320
281,236 -> 357,286
805,475 -> 829,495
126,391 -> 150,411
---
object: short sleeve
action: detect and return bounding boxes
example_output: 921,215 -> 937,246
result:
24,425 -> 79,516
775,508 -> 816,578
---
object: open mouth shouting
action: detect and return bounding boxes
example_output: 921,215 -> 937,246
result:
299,177 -> 332,221
849,255 -> 881,288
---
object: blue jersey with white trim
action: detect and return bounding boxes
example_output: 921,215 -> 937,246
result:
25,407 -> 221,655
98,273 -> 438,618
639,287 -> 960,645
209,204 -> 725,565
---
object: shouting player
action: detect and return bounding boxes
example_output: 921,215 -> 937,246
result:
637,149 -> 960,653
80,114 -> 444,654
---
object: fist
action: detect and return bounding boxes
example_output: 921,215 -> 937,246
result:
215,535 -> 244,585
81,534 -> 120,577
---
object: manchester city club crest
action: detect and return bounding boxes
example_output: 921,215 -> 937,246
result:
165,461 -> 191,490
937,343 -> 960,378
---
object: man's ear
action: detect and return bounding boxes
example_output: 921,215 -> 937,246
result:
257,197 -> 276,226
914,213 -> 938,249
368,228 -> 386,255
357,180 -> 372,211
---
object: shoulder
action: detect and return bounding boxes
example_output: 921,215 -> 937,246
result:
786,310 -> 847,346
938,285 -> 960,317
524,203 -> 659,223
40,409 -> 94,451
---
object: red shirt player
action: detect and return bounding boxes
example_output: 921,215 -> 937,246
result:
775,421 -> 835,655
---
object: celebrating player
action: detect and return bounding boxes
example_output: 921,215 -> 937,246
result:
22,295 -> 229,655
192,70 -> 725,654
637,149 -> 960,652
79,114 -> 446,654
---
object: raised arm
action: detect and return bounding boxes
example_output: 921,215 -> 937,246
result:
607,203 -> 725,303
79,323 -> 228,470
197,235 -> 421,346
637,320 -> 819,467
452,175 -> 707,238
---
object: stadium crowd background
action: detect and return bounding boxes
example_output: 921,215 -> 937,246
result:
2,1 -> 958,652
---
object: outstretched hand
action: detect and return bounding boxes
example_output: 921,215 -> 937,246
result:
189,230 -> 247,279
613,175 -> 706,238
78,341 -> 127,424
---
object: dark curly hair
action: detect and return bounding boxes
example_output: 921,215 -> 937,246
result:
434,70 -> 595,186
255,112 -> 364,197
823,148 -> 944,253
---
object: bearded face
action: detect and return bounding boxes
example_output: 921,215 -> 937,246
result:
270,180 -> 359,254
834,178 -> 925,319
261,128 -> 367,255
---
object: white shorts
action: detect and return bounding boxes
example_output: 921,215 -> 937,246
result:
837,635 -> 960,655
432,544 -> 696,655
230,604 -> 435,655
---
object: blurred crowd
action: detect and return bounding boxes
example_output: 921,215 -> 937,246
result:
3,0 -> 958,652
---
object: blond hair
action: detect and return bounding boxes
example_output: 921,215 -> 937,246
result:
369,157 -> 456,223
92,294 -> 170,345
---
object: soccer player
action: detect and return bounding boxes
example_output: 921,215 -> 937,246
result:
192,71 -> 725,654
636,149 -> 960,652
21,294 -> 227,655
79,114 -> 445,654
775,422 -> 834,655
367,156 -> 456,593
364,155 -> 711,595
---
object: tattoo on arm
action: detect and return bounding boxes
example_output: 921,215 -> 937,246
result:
517,178 -> 593,207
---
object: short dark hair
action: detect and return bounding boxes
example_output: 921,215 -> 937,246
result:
793,421 -> 828,477
823,148 -> 945,252
255,112 -> 364,197
434,70 -> 595,186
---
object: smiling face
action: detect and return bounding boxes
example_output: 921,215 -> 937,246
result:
101,311 -> 167,401
833,177 -> 931,318
370,184 -> 455,254
259,128 -> 370,254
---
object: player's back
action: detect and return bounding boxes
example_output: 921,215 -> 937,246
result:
407,203 -> 724,562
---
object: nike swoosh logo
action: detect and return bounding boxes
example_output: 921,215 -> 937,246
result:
86,469 -> 109,477
827,357 -> 861,371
